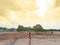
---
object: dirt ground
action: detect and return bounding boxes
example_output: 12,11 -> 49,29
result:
0,32 -> 60,39
0,38 -> 60,45
0,32 -> 60,45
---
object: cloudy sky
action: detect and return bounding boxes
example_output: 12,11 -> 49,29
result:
0,0 -> 60,29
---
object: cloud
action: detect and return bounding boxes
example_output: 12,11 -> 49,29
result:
0,0 -> 60,29
56,0 -> 60,7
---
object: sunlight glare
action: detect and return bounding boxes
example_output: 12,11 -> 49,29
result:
36,0 -> 48,17
36,0 -> 55,18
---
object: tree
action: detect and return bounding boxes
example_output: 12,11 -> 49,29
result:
17,25 -> 25,31
8,28 -> 16,32
17,25 -> 32,31
24,27 -> 32,31
33,24 -> 43,31
3,27 -> 7,30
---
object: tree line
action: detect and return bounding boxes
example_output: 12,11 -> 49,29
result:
0,24 -> 60,32
17,24 -> 43,31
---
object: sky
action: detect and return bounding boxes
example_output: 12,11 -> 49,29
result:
0,0 -> 60,29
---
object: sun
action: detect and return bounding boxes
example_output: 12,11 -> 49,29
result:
36,0 -> 47,17
36,0 -> 55,18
